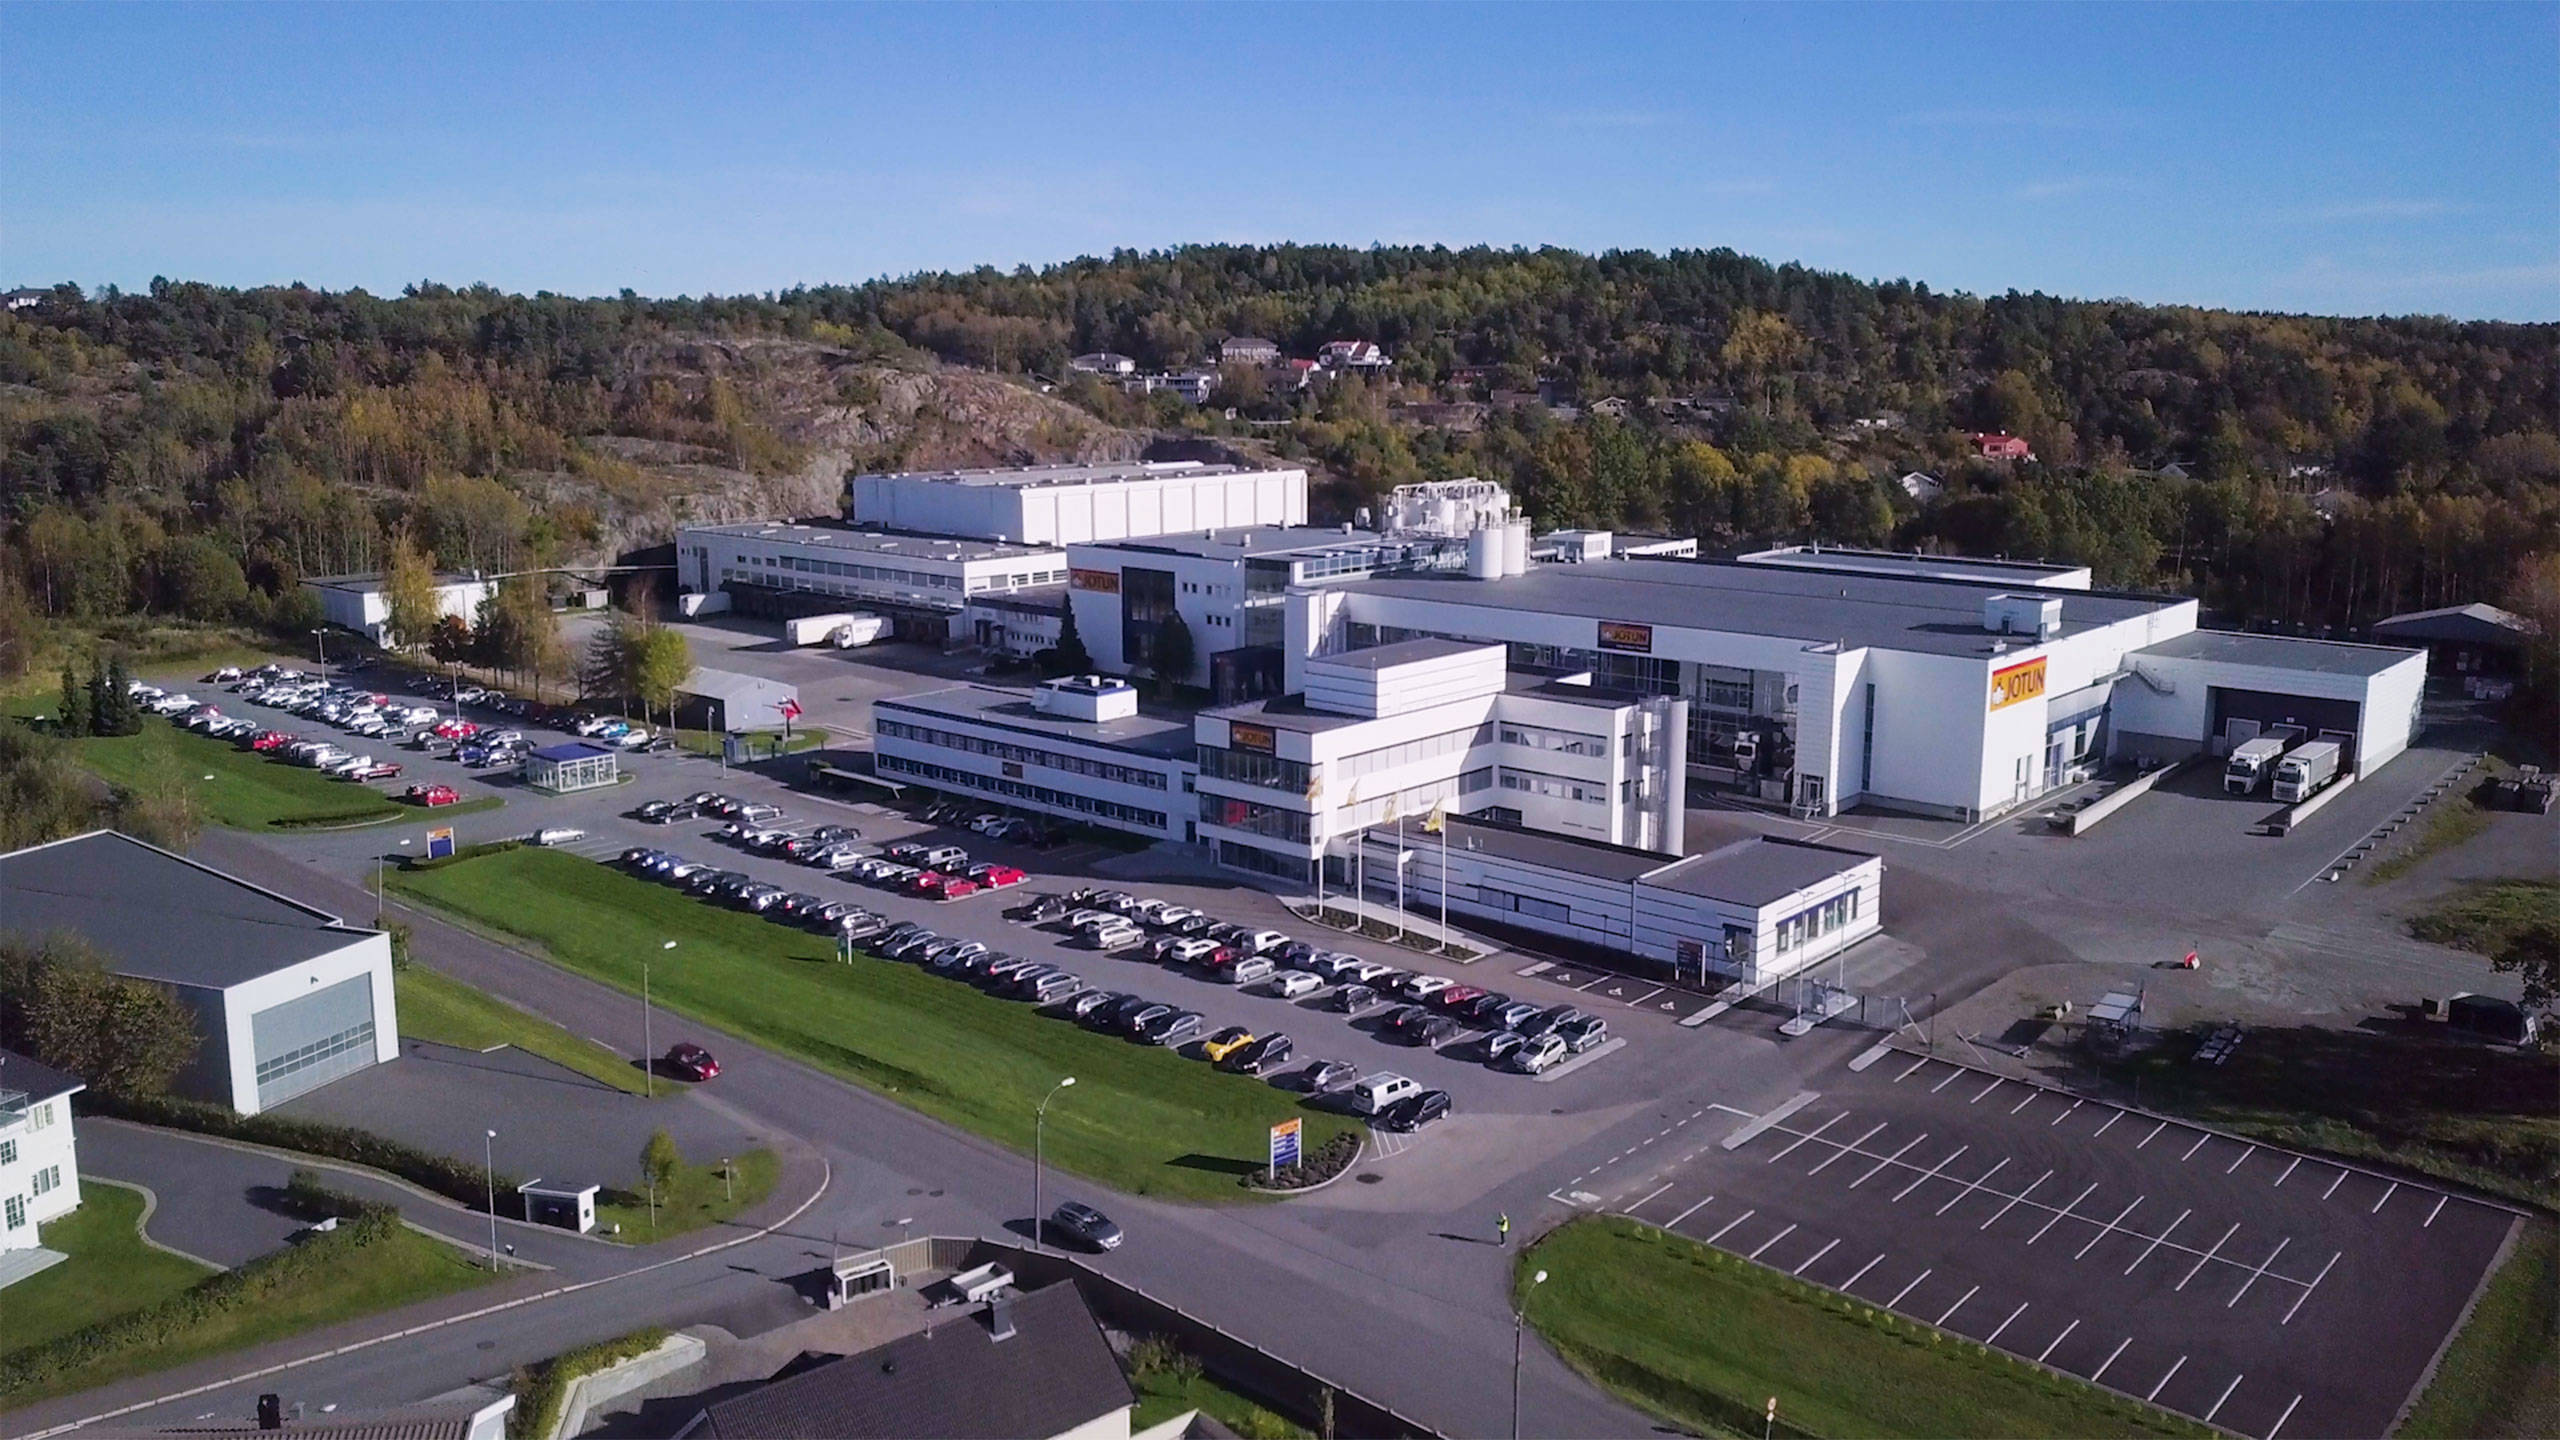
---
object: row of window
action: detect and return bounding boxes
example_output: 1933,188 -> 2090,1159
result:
877,718 -> 1172,790
1201,796 -> 1313,843
1197,745 -> 1312,792
1217,840 -> 1314,883
970,568 -> 1067,593
30,1163 -> 61,1196
1775,890 -> 1860,954
1500,767 -> 1610,806
4,1194 -> 22,1230
1500,723 -> 1608,757
1328,770 -> 1493,833
1334,723 -> 1495,783
876,753 -> 1170,831
0,1137 -> 15,1165
255,1021 -> 377,1091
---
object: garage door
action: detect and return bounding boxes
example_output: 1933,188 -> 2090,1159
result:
2207,687 -> 2361,759
251,975 -> 379,1109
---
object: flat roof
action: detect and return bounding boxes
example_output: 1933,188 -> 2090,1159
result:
1379,813 -> 1673,883
853,459 -> 1297,490
1737,545 -> 2089,583
529,741 -> 615,762
1076,526 -> 1439,563
878,684 -> 1197,761
1201,691 -> 1378,736
1346,558 -> 2176,657
676,667 -> 799,703
2136,629 -> 2420,678
682,520 -> 1056,563
0,831 -> 373,990
1309,637 -> 1499,672
302,571 -> 484,593
963,584 -> 1066,615
1646,836 -> 1878,907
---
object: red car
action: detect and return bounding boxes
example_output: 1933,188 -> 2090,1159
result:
251,731 -> 294,752
913,871 -> 982,901
431,719 -> 478,740
1436,984 -> 1488,1011
405,783 -> 461,807
966,863 -> 1027,890
664,1043 -> 720,1081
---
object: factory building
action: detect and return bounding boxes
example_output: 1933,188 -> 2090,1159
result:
873,676 -> 1198,844
842,460 -> 1307,545
677,522 -> 1065,641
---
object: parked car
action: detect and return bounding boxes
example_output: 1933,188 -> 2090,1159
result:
1229,1033 -> 1294,1076
1329,983 -> 1379,1013
350,762 -> 403,781
1436,984 -> 1487,1012
1021,893 -> 1072,924
1558,1016 -> 1610,1053
1119,1002 -> 1175,1037
1047,1200 -> 1122,1252
1265,969 -> 1324,999
1144,1011 -> 1204,1048
1348,1072 -> 1420,1115
1481,1031 -> 1529,1065
1200,1026 -> 1257,1063
1300,1059 -> 1357,1092
1520,1006 -> 1582,1040
966,863 -> 1027,890
531,827 -> 586,846
1064,990 -> 1119,1021
1380,1089 -> 1452,1132
664,1043 -> 720,1081
1228,956 -> 1277,987
405,784 -> 462,807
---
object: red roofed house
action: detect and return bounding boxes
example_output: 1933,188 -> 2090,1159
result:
1968,432 -> 2034,461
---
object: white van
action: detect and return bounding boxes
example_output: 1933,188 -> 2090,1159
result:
1229,956 -> 1277,987
1349,1072 -> 1421,1115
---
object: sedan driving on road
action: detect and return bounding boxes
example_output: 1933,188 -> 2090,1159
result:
1048,1200 -> 1123,1251
664,1043 -> 721,1081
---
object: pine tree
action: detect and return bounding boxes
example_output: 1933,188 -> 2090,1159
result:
1052,597 -> 1094,674
58,663 -> 90,737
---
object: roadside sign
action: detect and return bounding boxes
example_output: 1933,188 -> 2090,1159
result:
425,827 -> 456,860
1268,1117 -> 1303,1172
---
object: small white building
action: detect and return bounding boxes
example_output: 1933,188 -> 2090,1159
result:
0,832 -> 398,1116
874,677 -> 1199,844
1219,337 -> 1282,366
1068,352 -> 1137,376
962,585 -> 1067,658
303,571 -> 495,647
672,668 -> 801,734
843,461 -> 1308,547
0,1047 -> 84,1262
523,741 -> 621,794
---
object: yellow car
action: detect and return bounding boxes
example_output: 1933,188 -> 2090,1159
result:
1199,1026 -> 1256,1063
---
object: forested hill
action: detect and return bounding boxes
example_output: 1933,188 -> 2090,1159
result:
2,245 -> 2556,664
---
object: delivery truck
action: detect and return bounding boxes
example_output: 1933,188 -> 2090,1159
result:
2222,724 -> 2303,795
784,612 -> 889,648
2270,739 -> 2342,804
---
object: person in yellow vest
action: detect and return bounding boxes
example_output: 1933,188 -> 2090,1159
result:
1498,1212 -> 1511,1247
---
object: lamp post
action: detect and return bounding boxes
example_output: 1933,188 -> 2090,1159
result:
1032,1076 -> 1075,1251
311,629 -> 329,681
376,838 -> 412,926
644,940 -> 674,1097
1513,1268 -> 1548,1439
483,1128 -> 501,1270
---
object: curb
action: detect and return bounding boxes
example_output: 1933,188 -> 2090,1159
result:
81,1176 -> 228,1274
1241,1134 -> 1366,1196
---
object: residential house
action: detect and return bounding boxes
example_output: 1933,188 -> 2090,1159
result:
1589,396 -> 1634,420
1968,432 -> 2035,461
1,1047 -> 84,1265
1067,352 -> 1137,377
1898,471 -> 1945,502
1217,336 -> 1281,367
3,288 -> 49,312
1266,357 -> 1319,394
1121,371 -> 1215,405
1315,339 -> 1388,371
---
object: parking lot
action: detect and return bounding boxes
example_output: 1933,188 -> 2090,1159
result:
1559,1052 -> 2520,1439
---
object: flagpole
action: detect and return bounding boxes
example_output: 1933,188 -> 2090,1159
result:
1439,814 -> 1449,951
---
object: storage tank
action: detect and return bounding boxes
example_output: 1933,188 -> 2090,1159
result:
1467,527 -> 1503,579
1503,520 -> 1531,577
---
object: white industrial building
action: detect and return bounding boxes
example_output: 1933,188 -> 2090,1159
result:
0,832 -> 399,1116
303,571 -> 494,646
874,676 -> 1199,843
672,667 -> 802,734
1360,815 -> 1882,987
2108,630 -> 2427,776
1,1046 -> 83,1262
1197,638 -> 1686,885
1737,545 -> 2093,590
842,460 -> 1307,546
677,521 -> 1065,638
961,585 -> 1067,658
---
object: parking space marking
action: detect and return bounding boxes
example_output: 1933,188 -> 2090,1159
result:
2076,1197 -> 2142,1259
1886,1268 -> 1933,1308
1666,1195 -> 1716,1229
2123,1208 -> 2191,1275
2009,1089 -> 2038,1114
1746,1223 -> 1798,1260
1936,1284 -> 1979,1327
2322,1168 -> 2349,1200
2226,1144 -> 2255,1175
2145,1355 -> 2187,1403
1979,1169 -> 2050,1231
1935,1156 -> 2009,1216
1704,1209 -> 1758,1245
2137,1120 -> 2168,1149
2030,1183 -> 2099,1244
2227,1237 -> 2290,1308
2371,1180 -> 2399,1214
1891,1144 -> 1970,1202
2180,1131 -> 2213,1162
2036,1318 -> 2079,1363
1766,1112 -> 1846,1164
2048,1097 -> 2082,1126
2092,1110 -> 2122,1138
1984,1300 -> 2030,1346
2175,1223 -> 2241,1291
1971,1077 -> 2004,1104
1842,1252 -> 1885,1293
2204,1372 -> 2245,1424
1851,1133 -> 1927,1188
1623,986 -> 1664,1007
2281,1251 -> 2340,1325
1895,1056 -> 1931,1082
1930,1067 -> 1964,1093
1807,1122 -> 1886,1175
1793,1237 -> 1840,1275
2425,1193 -> 2449,1228
2268,1394 -> 2303,1439
2274,1155 -> 2302,1188
2091,1335 -> 2132,1384
1624,1182 -> 1674,1214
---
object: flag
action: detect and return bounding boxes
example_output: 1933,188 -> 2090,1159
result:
777,698 -> 803,721
1422,800 -> 1446,834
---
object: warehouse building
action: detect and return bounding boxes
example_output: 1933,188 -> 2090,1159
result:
1359,815 -> 1881,987
960,585 -> 1067,658
303,571 -> 494,646
0,832 -> 398,1115
874,676 -> 1200,844
2371,602 -> 2538,679
843,459 -> 1307,545
676,522 -> 1065,641
2108,630 -> 2427,775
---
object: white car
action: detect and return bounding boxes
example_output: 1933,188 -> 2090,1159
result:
1242,929 -> 1290,955
612,728 -> 653,749
398,705 -> 440,725
323,754 -> 373,776
1168,938 -> 1222,965
531,827 -> 586,847
1401,973 -> 1456,1000
1266,969 -> 1325,999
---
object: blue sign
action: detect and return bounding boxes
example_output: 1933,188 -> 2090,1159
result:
425,827 -> 456,860
1269,1118 -> 1303,1171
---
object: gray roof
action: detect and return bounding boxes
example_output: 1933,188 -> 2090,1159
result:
1384,814 -> 1672,883
879,684 -> 1197,761
1346,559 -> 2175,658
301,571 -> 484,594
1736,545 -> 2088,585
681,520 -> 1055,563
1645,836 -> 1878,907
695,1284 -> 1133,1439
676,667 -> 800,704
0,831 -> 373,991
854,459 -> 1294,489
1312,637 -> 1498,671
2372,603 -> 2537,646
1078,525 -> 1423,563
964,584 -> 1067,616
1202,692 -> 1376,736
0,1045 -> 85,1106
2136,629 -> 2422,678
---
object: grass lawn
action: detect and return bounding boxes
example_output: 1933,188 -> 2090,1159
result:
1131,1367 -> 1312,1439
594,1149 -> 780,1244
9,702 -> 408,830
389,848 -> 1359,1201
673,725 -> 828,758
2106,1023 -> 2559,1212
0,1183 -> 216,1358
2364,789 -> 2494,885
2401,1222 -> 2560,1440
2409,877 -> 2560,954
1519,1217 -> 2208,1439
394,964 -> 656,1097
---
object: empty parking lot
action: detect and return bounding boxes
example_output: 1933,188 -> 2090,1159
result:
1564,1052 -> 2519,1439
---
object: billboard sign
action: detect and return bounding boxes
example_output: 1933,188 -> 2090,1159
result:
1229,722 -> 1276,754
425,827 -> 456,860
1989,656 -> 2049,711
1069,568 -> 1121,594
1596,620 -> 1654,654
1269,1117 -> 1303,1171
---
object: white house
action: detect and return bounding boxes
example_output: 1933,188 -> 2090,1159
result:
1067,352 -> 1137,377
303,571 -> 495,647
0,1047 -> 83,1263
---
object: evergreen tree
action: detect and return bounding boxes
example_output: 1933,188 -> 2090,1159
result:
1149,612 -> 1197,688
57,663 -> 90,737
1053,598 -> 1094,674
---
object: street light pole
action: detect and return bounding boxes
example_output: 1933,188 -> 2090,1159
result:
1513,1268 -> 1548,1439
376,838 -> 412,927
484,1128 -> 500,1269
645,940 -> 674,1097
1032,1076 -> 1076,1251
312,629 -> 328,681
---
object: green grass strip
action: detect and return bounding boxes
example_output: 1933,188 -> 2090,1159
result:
0,1183 -> 217,1359
2400,1222 -> 2560,1440
394,964 -> 658,1097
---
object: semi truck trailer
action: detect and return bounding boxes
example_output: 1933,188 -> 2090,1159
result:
2270,740 -> 2343,804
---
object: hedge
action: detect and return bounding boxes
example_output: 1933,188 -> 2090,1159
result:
405,837 -> 524,872
280,1167 -> 399,1224
89,1091 -> 522,1212
0,1206 -> 406,1402
509,1326 -> 673,1440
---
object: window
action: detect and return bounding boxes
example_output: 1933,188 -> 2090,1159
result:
31,1164 -> 59,1196
1775,891 -> 1860,954
27,1102 -> 51,1131
877,718 -> 1170,789
873,753 -> 1169,832
4,1194 -> 22,1230
1198,745 -> 1311,791
1500,724 -> 1607,757
1481,887 -> 1572,924
1499,767 -> 1607,805
0,1138 -> 15,1165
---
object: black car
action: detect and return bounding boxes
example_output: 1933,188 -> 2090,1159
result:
1330,983 -> 1379,1013
1227,1033 -> 1294,1075
1064,989 -> 1119,1021
1173,913 -> 1219,937
1021,894 -> 1071,924
1119,1002 -> 1175,1036
1520,1005 -> 1583,1040
1380,1089 -> 1452,1132
1407,1014 -> 1460,1047
1047,1200 -> 1122,1251
1275,940 -> 1320,966
1464,991 -> 1515,1023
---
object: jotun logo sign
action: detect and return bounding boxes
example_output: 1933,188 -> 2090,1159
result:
1069,568 -> 1120,594
1989,656 -> 2048,710
1596,620 -> 1654,654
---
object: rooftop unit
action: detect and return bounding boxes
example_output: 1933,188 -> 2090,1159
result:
1984,593 -> 2064,642
1033,674 -> 1139,723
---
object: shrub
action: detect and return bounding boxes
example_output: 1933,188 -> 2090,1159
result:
1241,1131 -> 1360,1191
88,1091 -> 519,1211
404,838 -> 523,871
507,1327 -> 672,1439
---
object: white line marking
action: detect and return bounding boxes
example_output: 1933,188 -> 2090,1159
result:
2010,1089 -> 2038,1114
2049,1098 -> 2083,1127
2227,1237 -> 2290,1308
1980,1170 -> 2051,1231
1748,1223 -> 1799,1260
1624,986 -> 1664,1007
1793,1237 -> 1840,1275
1768,1112 -> 1847,1163
1721,1091 -> 1820,1150
1985,1300 -> 2030,1346
2091,1335 -> 2132,1384
2077,1197 -> 2142,1259
2282,1251 -> 2340,1325
2146,1354 -> 2187,1403
2030,1183 -> 2099,1244
2136,1120 -> 2167,1149
1851,1133 -> 1927,1188
1895,1056 -> 1930,1082
1809,1122 -> 1886,1174
2226,1144 -> 2255,1175
2322,1168 -> 2348,1200
2268,1393 -> 2303,1439
2124,1208 -> 2190,1275
2037,1318 -> 2080,1363
1972,1077 -> 2004,1104
2092,1110 -> 2122,1138
1843,1252 -> 1885,1293
1892,1144 -> 1969,1202
1936,1284 -> 1979,1326
1625,1182 -> 1674,1213
2205,1372 -> 2245,1424
1937,1157 -> 2010,1215
2181,1131 -> 2213,1162
1887,1267 -> 1932,1308
2372,1180 -> 2399,1214
2176,1223 -> 2241,1291
2425,1194 -> 2449,1228
1931,1066 -> 1963,1093
1666,1196 -> 1716,1230
1704,1208 -> 1757,1245
2274,1155 -> 2302,1188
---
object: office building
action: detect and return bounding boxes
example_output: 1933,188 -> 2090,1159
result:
677,522 -> 1063,638
874,676 -> 1200,844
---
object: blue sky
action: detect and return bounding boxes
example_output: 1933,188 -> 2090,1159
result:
6,2 -> 2553,320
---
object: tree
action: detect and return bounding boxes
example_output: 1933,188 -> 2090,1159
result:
631,627 -> 691,729
2493,920 -> 2560,1009
381,531 -> 442,652
155,535 -> 249,621
57,663 -> 90,738
1148,612 -> 1197,688
0,719 -> 103,850
0,934 -> 200,1099
92,654 -> 140,736
1052,597 -> 1094,674
117,775 -> 204,851
427,613 -> 474,667
639,1127 -> 682,1231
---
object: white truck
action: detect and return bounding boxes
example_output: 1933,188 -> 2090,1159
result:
784,612 -> 889,648
2223,724 -> 2304,795
2270,739 -> 2343,804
